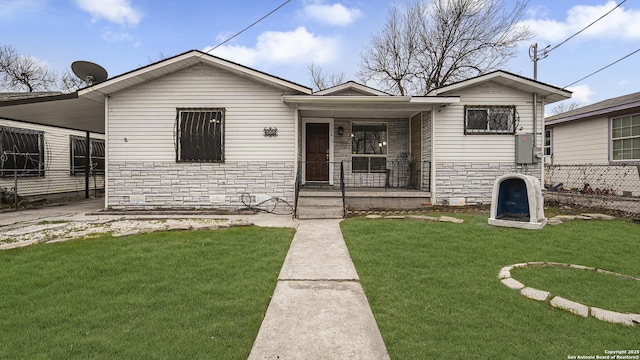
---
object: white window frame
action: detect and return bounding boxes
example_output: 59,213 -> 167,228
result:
544,128 -> 552,157
611,113 -> 640,162
351,122 -> 388,173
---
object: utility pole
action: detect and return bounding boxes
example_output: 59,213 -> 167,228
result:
528,42 -> 549,184
530,43 -> 538,80
529,43 -> 549,80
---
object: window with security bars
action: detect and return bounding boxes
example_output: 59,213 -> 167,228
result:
611,114 -> 640,161
0,126 -> 44,177
70,136 -> 105,175
176,108 -> 224,162
464,105 -> 516,135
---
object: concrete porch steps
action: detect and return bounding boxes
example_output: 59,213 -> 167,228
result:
296,190 -> 344,219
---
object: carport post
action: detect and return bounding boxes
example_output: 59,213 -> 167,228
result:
85,131 -> 90,199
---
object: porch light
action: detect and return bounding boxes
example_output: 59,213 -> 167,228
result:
338,126 -> 344,135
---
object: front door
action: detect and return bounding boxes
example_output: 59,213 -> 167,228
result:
305,123 -> 329,181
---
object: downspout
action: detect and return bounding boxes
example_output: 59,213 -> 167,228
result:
430,105 -> 437,205
532,92 -> 539,182
293,103 -> 299,182
104,95 -> 109,209
540,96 -> 546,188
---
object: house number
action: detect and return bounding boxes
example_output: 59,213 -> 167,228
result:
263,127 -> 278,137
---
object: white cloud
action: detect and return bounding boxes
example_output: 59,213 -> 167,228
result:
205,27 -> 339,67
303,0 -> 361,26
618,79 -> 630,86
101,28 -> 139,46
567,84 -> 594,103
75,0 -> 142,26
522,1 -> 640,43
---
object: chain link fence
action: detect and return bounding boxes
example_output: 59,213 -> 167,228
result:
545,164 -> 640,215
0,168 -> 104,208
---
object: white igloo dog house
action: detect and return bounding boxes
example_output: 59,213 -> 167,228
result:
488,174 -> 546,230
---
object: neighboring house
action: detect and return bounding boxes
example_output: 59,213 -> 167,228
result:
544,92 -> 640,198
0,50 -> 571,213
545,92 -> 640,165
0,116 -> 105,200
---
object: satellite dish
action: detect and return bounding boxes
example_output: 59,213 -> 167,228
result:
71,60 -> 108,86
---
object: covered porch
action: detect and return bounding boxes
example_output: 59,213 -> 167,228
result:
283,83 -> 458,216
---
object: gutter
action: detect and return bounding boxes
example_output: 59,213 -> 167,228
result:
282,95 -> 460,105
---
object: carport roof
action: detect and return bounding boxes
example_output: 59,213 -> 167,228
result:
0,92 -> 104,133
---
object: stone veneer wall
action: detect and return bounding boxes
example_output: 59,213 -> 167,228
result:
332,118 -> 409,186
435,162 -> 541,205
108,161 -> 295,210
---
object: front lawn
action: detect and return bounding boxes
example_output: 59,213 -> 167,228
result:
0,227 -> 294,359
341,215 -> 640,359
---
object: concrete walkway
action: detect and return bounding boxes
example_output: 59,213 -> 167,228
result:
248,219 -> 390,360
1,201 -> 390,358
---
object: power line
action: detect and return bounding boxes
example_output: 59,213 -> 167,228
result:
546,0 -> 627,55
164,0 -> 293,77
564,47 -> 640,88
207,0 -> 292,53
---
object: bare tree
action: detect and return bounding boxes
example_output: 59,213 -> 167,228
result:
549,101 -> 580,115
147,52 -> 166,64
0,45 -> 56,92
57,69 -> 86,92
308,63 -> 346,92
358,0 -> 533,95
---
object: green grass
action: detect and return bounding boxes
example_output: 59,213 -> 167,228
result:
341,215 -> 640,359
512,266 -> 640,314
0,227 -> 294,359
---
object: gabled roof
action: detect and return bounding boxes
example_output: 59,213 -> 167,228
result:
546,91 -> 640,125
79,49 -> 312,102
429,70 -> 572,104
314,81 -> 391,96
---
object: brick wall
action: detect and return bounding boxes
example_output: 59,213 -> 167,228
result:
108,161 -> 295,210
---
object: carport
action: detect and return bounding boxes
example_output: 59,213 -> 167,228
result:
0,92 -> 105,200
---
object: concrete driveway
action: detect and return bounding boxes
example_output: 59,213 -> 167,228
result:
0,198 -> 105,228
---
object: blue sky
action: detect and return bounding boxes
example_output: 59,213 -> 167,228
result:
1,0 -> 639,111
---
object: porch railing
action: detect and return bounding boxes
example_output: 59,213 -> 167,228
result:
293,161 -> 302,218
301,160 -> 431,191
340,161 -> 346,217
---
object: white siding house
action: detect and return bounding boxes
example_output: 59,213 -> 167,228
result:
429,72 -> 568,204
0,118 -> 104,200
544,92 -> 640,198
545,92 -> 640,165
1,51 -> 572,213
83,51 -> 310,210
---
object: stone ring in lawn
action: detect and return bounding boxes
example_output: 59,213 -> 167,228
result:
499,262 -> 640,326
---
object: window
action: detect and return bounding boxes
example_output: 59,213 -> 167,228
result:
544,128 -> 552,156
464,105 -> 516,134
611,114 -> 640,161
0,126 -> 44,177
70,136 -> 105,175
176,108 -> 224,162
351,123 -> 387,173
